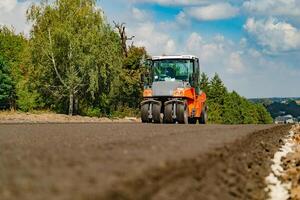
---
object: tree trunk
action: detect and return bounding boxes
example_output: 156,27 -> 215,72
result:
74,97 -> 79,115
69,92 -> 74,116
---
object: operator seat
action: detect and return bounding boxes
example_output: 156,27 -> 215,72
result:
166,67 -> 175,78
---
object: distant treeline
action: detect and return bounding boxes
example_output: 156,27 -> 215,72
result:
249,98 -> 300,118
267,101 -> 300,118
249,97 -> 300,106
0,0 -> 272,124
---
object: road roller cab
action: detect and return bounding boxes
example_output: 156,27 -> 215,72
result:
141,55 -> 207,124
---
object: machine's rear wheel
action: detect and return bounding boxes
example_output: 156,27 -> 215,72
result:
176,102 -> 188,124
199,107 -> 208,124
152,103 -> 162,123
164,103 -> 174,123
141,103 -> 150,123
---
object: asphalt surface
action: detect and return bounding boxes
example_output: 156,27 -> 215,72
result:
0,123 -> 289,200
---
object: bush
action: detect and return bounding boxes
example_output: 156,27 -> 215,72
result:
82,107 -> 102,117
110,106 -> 139,118
16,80 -> 40,112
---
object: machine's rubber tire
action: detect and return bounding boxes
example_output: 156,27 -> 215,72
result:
152,103 -> 162,123
164,103 -> 174,124
199,107 -> 208,124
176,102 -> 188,124
141,103 -> 150,123
188,118 -> 197,124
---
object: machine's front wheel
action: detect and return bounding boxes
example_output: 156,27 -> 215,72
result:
141,103 -> 151,123
188,118 -> 197,124
164,103 -> 174,124
152,103 -> 163,123
177,102 -> 188,124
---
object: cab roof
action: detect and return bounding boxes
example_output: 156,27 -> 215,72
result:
151,55 -> 198,60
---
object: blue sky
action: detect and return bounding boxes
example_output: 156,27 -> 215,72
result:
1,0 -> 300,98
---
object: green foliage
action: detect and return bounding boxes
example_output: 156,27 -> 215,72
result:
256,104 -> 273,124
222,91 -> 243,124
0,57 -> 14,108
110,106 -> 140,118
0,26 -> 41,111
115,46 -> 148,109
82,107 -> 102,117
207,102 -> 223,124
201,72 -> 272,124
16,80 -> 41,112
208,73 -> 227,105
27,0 -> 123,115
200,72 -> 210,93
0,0 -> 145,117
0,26 -> 25,63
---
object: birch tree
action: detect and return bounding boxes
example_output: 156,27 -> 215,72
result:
27,0 -> 122,115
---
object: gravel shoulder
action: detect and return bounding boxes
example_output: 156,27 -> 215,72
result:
0,123 -> 289,200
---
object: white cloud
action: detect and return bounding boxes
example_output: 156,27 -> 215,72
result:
185,32 -> 233,74
184,32 -> 300,97
0,0 -> 17,12
186,3 -> 239,21
0,0 -> 32,34
186,32 -> 203,51
247,48 -> 261,58
129,22 -> 176,55
175,11 -> 189,26
244,17 -> 300,53
131,7 -> 151,21
185,32 -> 227,63
227,52 -> 245,74
164,39 -> 176,54
239,37 -> 247,48
214,34 -> 225,42
243,0 -> 300,16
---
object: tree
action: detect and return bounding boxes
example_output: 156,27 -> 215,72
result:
256,104 -> 273,124
206,73 -> 227,122
223,91 -> 243,124
200,72 -> 210,93
202,73 -> 273,124
0,26 -> 38,110
208,73 -> 227,105
239,98 -> 259,124
0,57 -> 14,109
116,46 -> 147,109
207,102 -> 223,124
27,0 -> 123,115
113,21 -> 135,57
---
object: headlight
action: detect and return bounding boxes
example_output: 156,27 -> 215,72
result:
173,88 -> 185,97
143,89 -> 153,97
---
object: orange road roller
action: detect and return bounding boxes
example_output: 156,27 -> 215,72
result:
141,55 -> 207,124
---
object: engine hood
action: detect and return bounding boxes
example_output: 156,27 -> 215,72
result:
151,81 -> 190,97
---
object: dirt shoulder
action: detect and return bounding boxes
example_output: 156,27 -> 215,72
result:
0,123 -> 288,200
0,111 -> 139,123
103,125 -> 290,200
